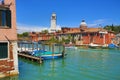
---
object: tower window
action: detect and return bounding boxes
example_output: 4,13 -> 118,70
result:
52,16 -> 56,20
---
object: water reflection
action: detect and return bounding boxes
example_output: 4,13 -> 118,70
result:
1,48 -> 120,80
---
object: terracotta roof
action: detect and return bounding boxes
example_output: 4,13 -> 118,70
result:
60,27 -> 109,35
80,28 -> 107,33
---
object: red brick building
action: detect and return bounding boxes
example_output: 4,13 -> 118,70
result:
58,20 -> 115,46
0,0 -> 18,78
29,20 -> 115,47
29,32 -> 52,42
29,32 -> 39,42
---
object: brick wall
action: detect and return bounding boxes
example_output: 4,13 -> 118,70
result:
0,0 -> 18,78
0,44 -> 14,74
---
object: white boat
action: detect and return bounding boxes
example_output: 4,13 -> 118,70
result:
65,46 -> 77,49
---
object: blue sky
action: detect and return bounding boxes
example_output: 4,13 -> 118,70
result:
16,0 -> 120,33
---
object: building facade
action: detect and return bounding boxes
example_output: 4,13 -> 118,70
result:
0,0 -> 18,78
29,32 -> 52,42
29,20 -> 115,46
58,20 -> 115,46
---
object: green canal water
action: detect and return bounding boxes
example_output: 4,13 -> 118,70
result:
1,48 -> 120,80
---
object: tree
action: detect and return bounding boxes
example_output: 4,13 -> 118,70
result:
41,30 -> 48,34
17,34 -> 23,37
104,24 -> 120,34
22,32 -> 29,37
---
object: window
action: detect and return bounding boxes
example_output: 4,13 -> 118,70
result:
0,42 -> 8,59
0,9 -> 11,28
100,33 -> 103,38
52,16 -> 55,19
82,33 -> 88,36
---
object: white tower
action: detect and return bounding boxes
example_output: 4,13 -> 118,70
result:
50,13 -> 56,32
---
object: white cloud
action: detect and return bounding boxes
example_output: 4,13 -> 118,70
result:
88,19 -> 106,27
88,23 -> 98,27
17,23 -> 62,33
93,19 -> 105,24
17,23 -> 49,33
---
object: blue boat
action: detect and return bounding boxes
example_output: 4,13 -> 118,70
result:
32,50 -> 63,60
108,43 -> 119,49
41,53 -> 63,60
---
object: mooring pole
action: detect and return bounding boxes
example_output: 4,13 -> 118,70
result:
32,42 -> 34,51
62,45 -> 65,57
25,43 -> 26,51
21,43 -> 22,52
59,44 -> 60,53
49,43 -> 51,51
52,44 -> 54,59
28,43 -> 30,50
37,43 -> 38,50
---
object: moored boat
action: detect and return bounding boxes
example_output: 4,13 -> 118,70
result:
32,50 -> 63,60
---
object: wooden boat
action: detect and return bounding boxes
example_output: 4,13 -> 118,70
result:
33,50 -> 63,60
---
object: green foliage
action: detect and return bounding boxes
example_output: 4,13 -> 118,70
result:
68,34 -> 72,40
48,36 -> 70,44
41,30 -> 48,34
61,37 -> 70,44
17,34 -> 23,37
104,24 -> 120,34
17,32 -> 29,38
49,36 -> 57,44
64,39 -> 70,44
22,32 -> 29,37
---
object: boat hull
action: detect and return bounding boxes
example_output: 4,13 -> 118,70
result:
41,54 -> 63,60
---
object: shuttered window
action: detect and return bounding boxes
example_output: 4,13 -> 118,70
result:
0,42 -> 8,59
0,9 -> 11,28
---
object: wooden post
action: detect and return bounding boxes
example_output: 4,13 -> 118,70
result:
43,44 -> 45,51
38,43 -> 39,50
39,43 -> 41,50
28,43 -> 30,50
59,44 -> 60,53
37,43 -> 38,50
49,44 -> 51,51
32,43 -> 34,51
42,44 -> 43,50
21,43 -> 22,52
25,43 -> 26,51
62,45 -> 65,57
52,44 -> 54,58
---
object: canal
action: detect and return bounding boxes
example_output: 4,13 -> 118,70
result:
1,48 -> 120,80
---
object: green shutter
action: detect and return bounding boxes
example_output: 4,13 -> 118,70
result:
0,43 -> 8,59
6,10 -> 11,28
